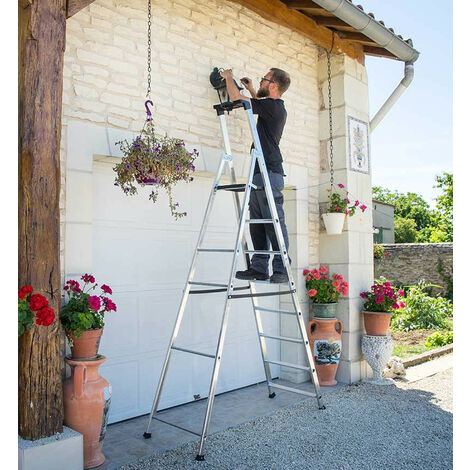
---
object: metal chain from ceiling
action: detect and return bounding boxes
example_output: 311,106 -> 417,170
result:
146,0 -> 152,98
326,34 -> 335,190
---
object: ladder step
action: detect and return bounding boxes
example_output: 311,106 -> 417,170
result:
216,184 -> 246,192
190,285 -> 250,295
259,333 -> 305,344
152,417 -> 202,437
264,359 -> 311,371
268,382 -> 318,398
245,250 -> 281,255
189,281 -> 228,288
197,248 -> 234,253
254,307 -> 298,316
229,289 -> 295,299
245,219 -> 274,224
171,346 -> 216,359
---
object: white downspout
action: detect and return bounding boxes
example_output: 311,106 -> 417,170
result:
369,61 -> 415,132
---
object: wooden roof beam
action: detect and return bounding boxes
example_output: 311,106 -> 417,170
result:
284,0 -> 326,14
362,45 -> 398,60
337,31 -> 377,46
228,0 -> 364,62
66,0 -> 95,19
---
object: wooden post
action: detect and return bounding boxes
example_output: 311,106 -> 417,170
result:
18,0 -> 66,440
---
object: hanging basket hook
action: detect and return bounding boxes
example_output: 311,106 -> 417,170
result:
145,99 -> 154,121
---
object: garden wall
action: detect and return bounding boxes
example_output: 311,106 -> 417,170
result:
374,243 -> 453,297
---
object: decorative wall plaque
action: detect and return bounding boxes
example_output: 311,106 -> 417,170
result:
348,115 -> 370,174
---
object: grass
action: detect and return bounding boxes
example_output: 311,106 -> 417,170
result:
392,343 -> 431,358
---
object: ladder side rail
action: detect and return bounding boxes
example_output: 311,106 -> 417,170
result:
144,153 -> 229,436
245,107 -> 324,408
196,148 -> 258,459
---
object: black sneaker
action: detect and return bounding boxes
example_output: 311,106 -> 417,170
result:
270,272 -> 289,283
235,268 -> 269,281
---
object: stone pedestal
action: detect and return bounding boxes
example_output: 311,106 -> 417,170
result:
361,335 -> 395,385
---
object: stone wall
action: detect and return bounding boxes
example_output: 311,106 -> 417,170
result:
374,243 -> 453,296
60,0 -> 322,278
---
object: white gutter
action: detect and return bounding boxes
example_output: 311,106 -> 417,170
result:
312,0 -> 420,131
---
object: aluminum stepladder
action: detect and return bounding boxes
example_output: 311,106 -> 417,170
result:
143,99 -> 325,460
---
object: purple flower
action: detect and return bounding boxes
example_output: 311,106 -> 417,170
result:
135,161 -> 140,166
338,183 -> 345,189
190,177 -> 194,181
176,165 -> 181,171
134,144 -> 141,150
125,164 -> 130,170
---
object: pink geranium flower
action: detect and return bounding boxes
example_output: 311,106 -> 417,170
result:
101,284 -> 113,295
88,296 -> 101,311
303,269 -> 310,276
319,266 -> 327,274
308,289 -> 317,297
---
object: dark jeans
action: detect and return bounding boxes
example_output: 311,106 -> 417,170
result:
249,171 -> 289,275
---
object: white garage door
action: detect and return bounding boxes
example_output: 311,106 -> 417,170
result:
92,161 -> 280,424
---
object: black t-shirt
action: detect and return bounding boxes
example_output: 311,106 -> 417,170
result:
251,98 -> 287,175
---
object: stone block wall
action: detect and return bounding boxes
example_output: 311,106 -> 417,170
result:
374,243 -> 453,297
61,0 -> 323,278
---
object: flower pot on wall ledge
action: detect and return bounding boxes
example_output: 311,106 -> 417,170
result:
322,213 -> 345,235
363,311 -> 392,336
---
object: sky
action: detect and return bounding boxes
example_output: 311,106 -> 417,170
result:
362,0 -> 453,208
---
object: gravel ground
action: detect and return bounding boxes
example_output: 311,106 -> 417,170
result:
120,369 -> 453,470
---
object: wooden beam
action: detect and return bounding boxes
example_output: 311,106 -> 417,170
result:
363,45 -> 398,60
313,16 -> 350,28
18,0 -> 65,440
284,0 -> 326,14
337,31 -> 377,46
66,0 -> 95,18
228,0 -> 364,61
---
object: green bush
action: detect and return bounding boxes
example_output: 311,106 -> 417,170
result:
391,282 -> 453,332
425,331 -> 453,348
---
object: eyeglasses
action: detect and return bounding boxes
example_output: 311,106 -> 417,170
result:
259,76 -> 276,84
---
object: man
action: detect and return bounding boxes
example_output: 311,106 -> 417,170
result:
220,68 -> 291,283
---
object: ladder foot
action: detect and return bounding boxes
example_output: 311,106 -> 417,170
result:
268,392 -> 276,399
143,432 -> 152,439
195,454 -> 205,461
319,405 -> 326,410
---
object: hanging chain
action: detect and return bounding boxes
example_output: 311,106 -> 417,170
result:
146,0 -> 152,97
326,34 -> 335,190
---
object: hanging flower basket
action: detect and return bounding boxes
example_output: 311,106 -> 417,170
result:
322,213 -> 346,235
113,101 -> 198,219
323,183 -> 368,235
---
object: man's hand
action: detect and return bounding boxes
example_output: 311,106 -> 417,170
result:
220,69 -> 233,80
240,77 -> 252,89
241,77 -> 256,98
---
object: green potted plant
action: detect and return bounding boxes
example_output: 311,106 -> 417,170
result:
60,274 -> 116,359
360,279 -> 405,335
18,285 -> 55,336
322,183 -> 367,235
303,266 -> 348,318
113,103 -> 198,219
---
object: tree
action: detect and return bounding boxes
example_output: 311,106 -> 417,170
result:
429,172 -> 453,242
394,217 -> 418,243
373,187 -> 433,242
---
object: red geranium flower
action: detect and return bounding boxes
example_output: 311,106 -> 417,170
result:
319,266 -> 327,275
88,296 -> 101,311
29,294 -> 49,311
36,307 -> 55,326
103,297 -> 117,312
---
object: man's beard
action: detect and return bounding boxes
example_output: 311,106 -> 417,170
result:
256,87 -> 269,98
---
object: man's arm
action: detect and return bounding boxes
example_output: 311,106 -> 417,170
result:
220,69 -> 250,104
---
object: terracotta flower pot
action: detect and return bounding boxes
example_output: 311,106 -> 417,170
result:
67,328 -> 103,360
363,311 -> 392,336
307,318 -> 343,386
64,355 -> 111,469
312,302 -> 338,319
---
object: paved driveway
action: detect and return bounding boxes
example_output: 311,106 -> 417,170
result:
120,360 -> 453,470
